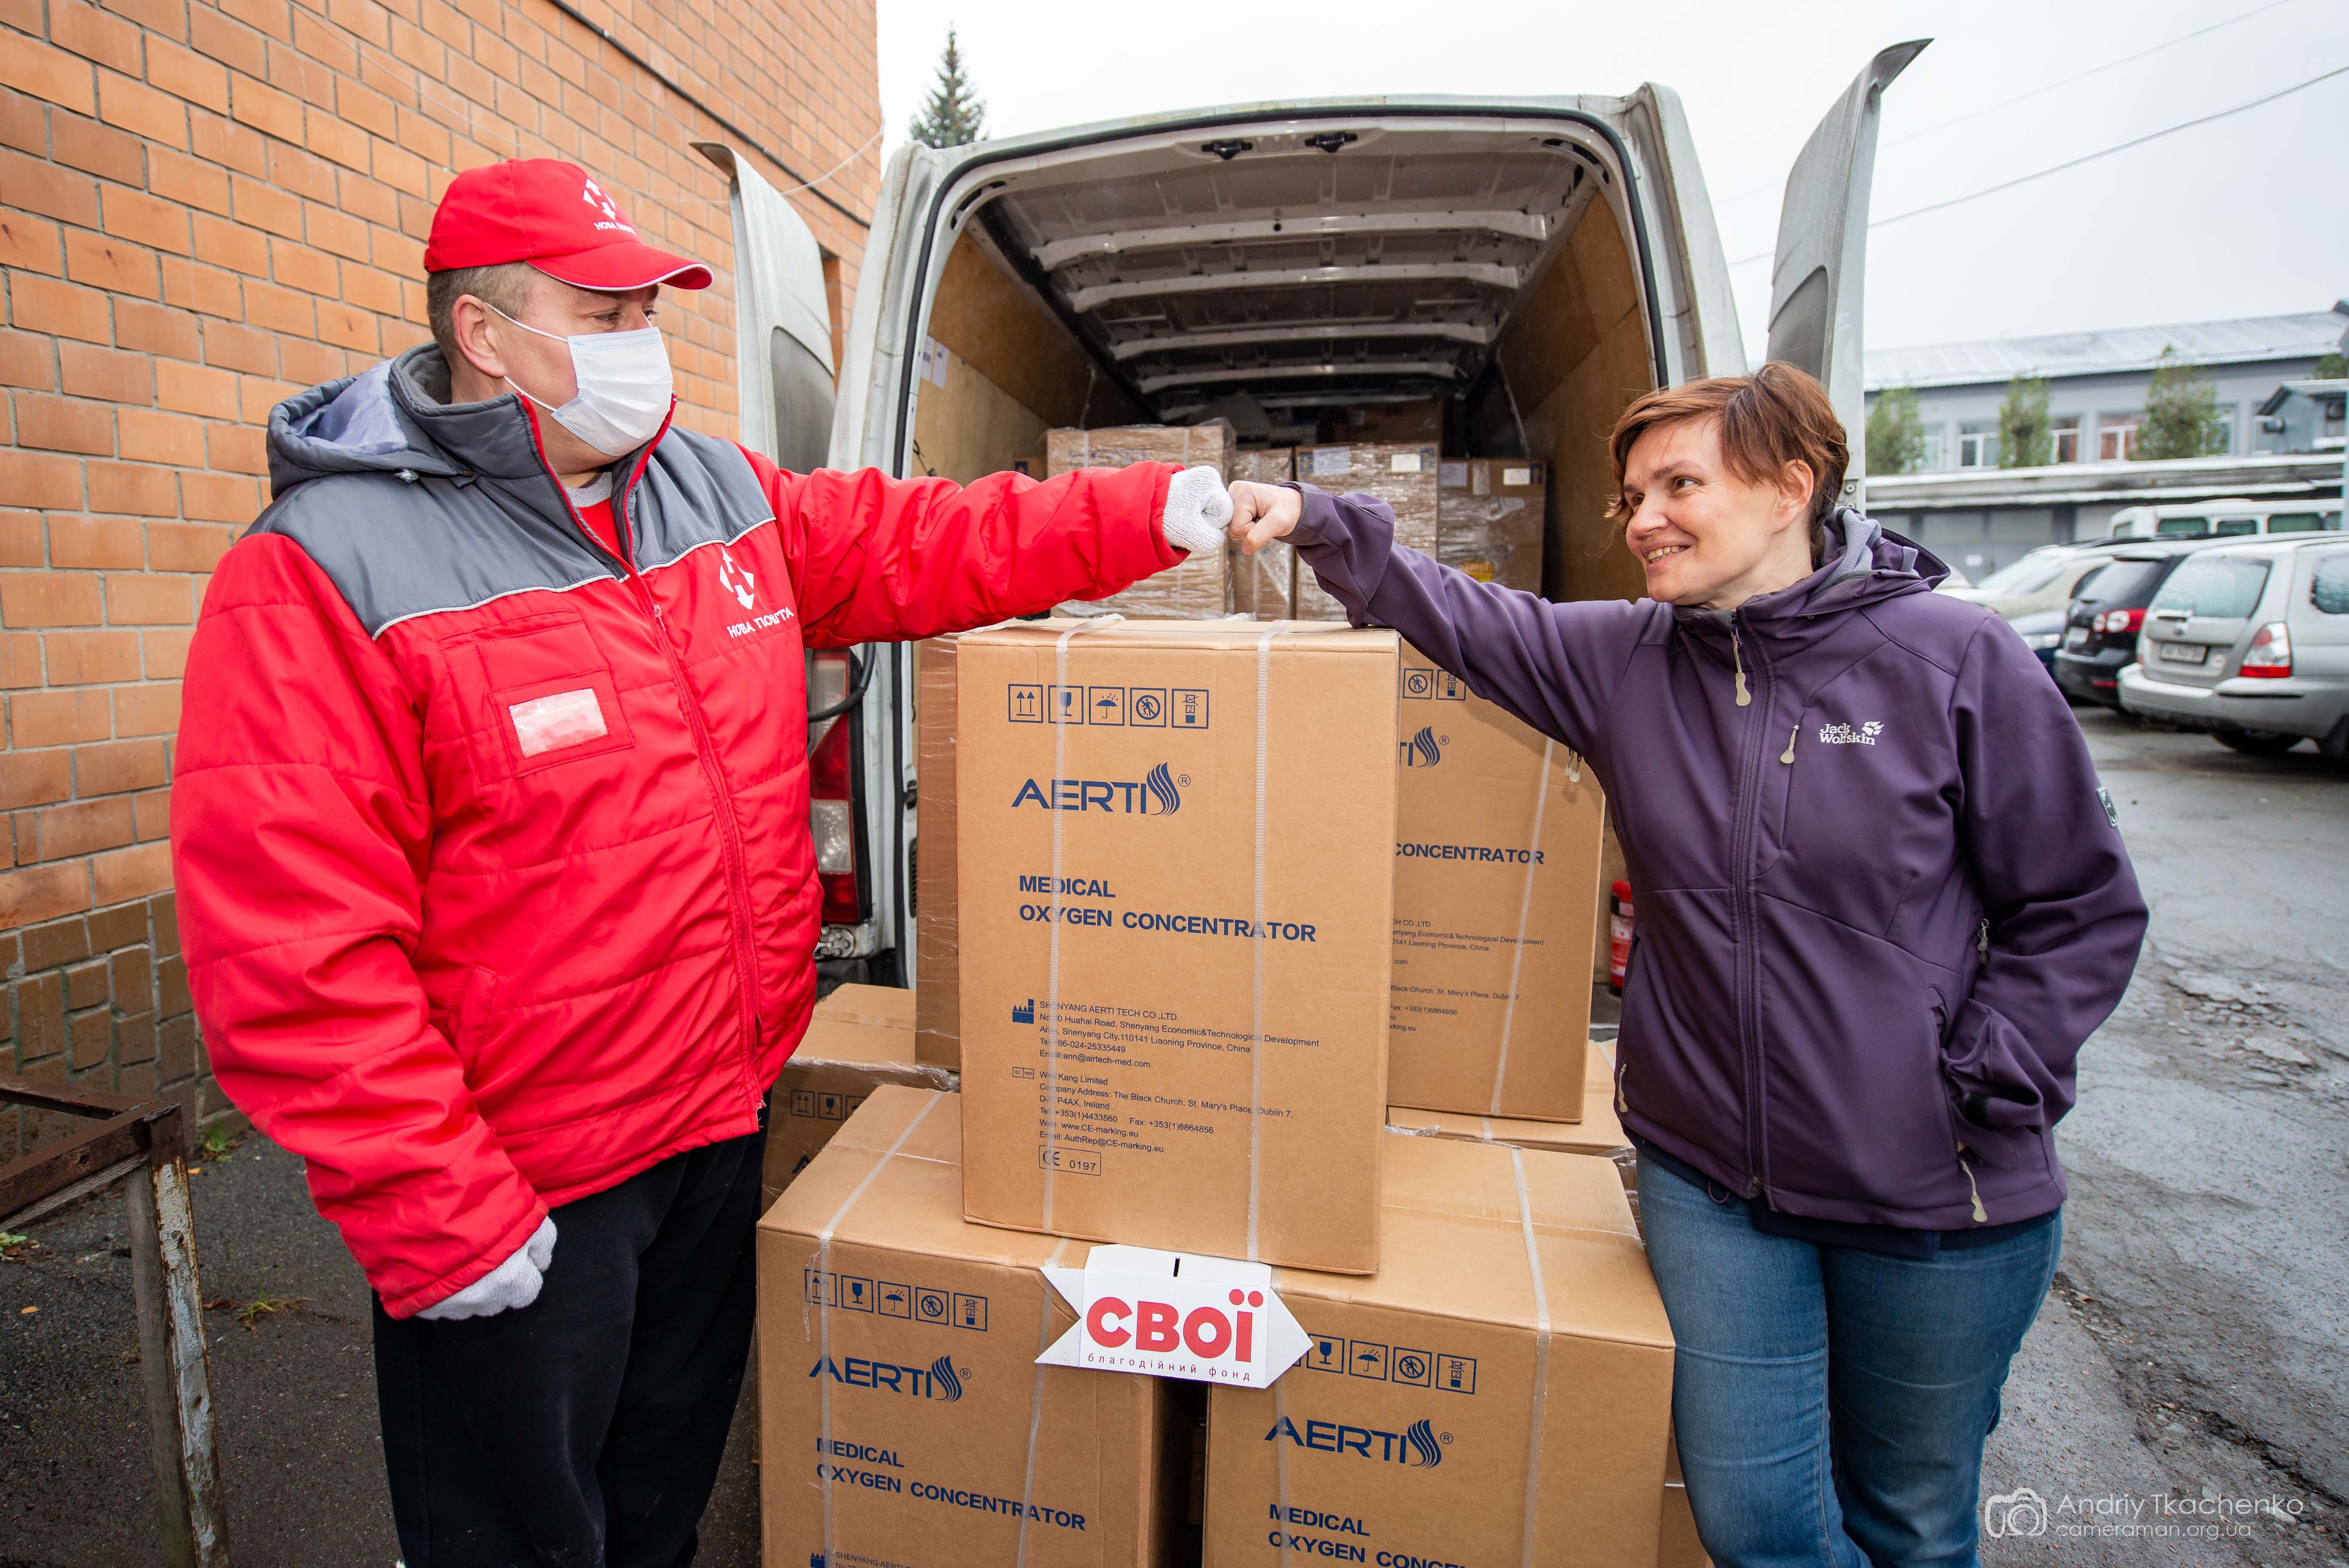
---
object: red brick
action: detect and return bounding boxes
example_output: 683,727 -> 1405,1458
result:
0,750 -> 73,809
97,69 -> 188,149
156,255 -> 241,318
146,146 -> 232,218
393,102 -> 448,165
113,682 -> 181,736
101,185 -> 191,255
48,514 -> 144,568
53,1 -> 143,73
227,71 -> 301,142
39,796 -> 136,859
217,0 -> 291,44
146,520 -> 230,572
139,626 -> 191,677
0,38 -> 99,117
51,110 -> 147,185
145,35 -> 229,113
305,199 -> 369,261
235,373 -> 295,423
12,394 -> 115,457
190,210 -> 269,275
112,299 -> 200,361
343,263 -> 402,316
105,572 -> 194,624
0,87 -> 43,158
91,839 -> 170,903
9,688 -> 111,746
297,99 -> 366,170
264,36 -> 334,110
103,0 -> 189,41
59,342 -> 153,405
1,570 -> 107,628
118,407 -> 205,465
264,138 -> 336,202
0,632 -> 42,688
0,449 -> 85,510
269,236 -> 338,296
155,357 -> 238,420
190,106 -> 265,177
205,419 -> 265,473
43,627 -> 140,683
315,300 -> 376,353
178,470 -> 257,523
335,167 -> 397,228
64,229 -> 161,299
229,173 -> 302,239
198,319 -> 273,374
288,8 -> 355,75
0,511 -> 40,566
187,5 -> 266,78
241,279 -> 314,334
371,136 -> 427,198
372,223 -> 423,277
0,147 -> 104,227
0,213 -> 64,277
335,77 -> 395,139
85,461 -> 178,516
133,785 -> 169,841
0,864 -> 93,931
74,737 -> 166,794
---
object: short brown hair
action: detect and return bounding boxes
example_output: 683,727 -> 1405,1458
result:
425,262 -> 540,364
1607,362 -> 1849,565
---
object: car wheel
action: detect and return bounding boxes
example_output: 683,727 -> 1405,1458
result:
2214,730 -> 2301,756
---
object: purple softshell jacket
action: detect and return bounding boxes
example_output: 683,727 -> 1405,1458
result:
1292,488 -> 2148,1230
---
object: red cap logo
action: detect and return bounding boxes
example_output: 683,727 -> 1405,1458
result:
425,158 -> 711,293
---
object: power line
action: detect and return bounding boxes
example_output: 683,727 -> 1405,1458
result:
1728,60 -> 2349,269
1712,0 -> 2303,208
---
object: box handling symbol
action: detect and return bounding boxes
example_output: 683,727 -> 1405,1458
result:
879,1282 -> 912,1319
1307,1336 -> 1344,1373
915,1289 -> 950,1324
1012,999 -> 1036,1024
1172,689 -> 1210,729
1350,1341 -> 1390,1380
1436,1354 -> 1477,1394
1008,684 -> 1043,723
1393,1349 -> 1433,1387
953,1293 -> 988,1331
1130,688 -> 1166,726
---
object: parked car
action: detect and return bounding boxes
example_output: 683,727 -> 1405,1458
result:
2008,607 -> 2066,675
695,48 -> 1929,975
2097,498 -> 2342,542
2117,537 -> 2349,756
1939,545 -> 2114,622
2052,538 -> 2228,707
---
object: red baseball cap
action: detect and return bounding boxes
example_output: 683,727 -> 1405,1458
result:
424,158 -> 712,292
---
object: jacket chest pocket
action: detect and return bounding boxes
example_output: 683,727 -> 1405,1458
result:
447,612 -> 635,782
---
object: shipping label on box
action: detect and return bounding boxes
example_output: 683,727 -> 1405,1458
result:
760,1088 -> 1183,1568
1206,1135 -> 1673,1568
1389,644 -> 1603,1121
957,620 -> 1398,1274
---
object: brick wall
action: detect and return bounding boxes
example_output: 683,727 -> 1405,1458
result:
0,0 -> 881,1158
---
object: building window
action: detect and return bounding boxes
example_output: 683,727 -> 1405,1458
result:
2098,415 -> 2141,462
2214,406 -> 2237,455
1958,420 -> 1999,468
2052,414 -> 2082,464
1921,425 -> 1947,470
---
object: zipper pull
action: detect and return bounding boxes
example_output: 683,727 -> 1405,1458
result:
1779,725 -> 1797,764
1978,918 -> 1990,962
1958,1151 -> 1988,1223
1729,620 -> 1751,707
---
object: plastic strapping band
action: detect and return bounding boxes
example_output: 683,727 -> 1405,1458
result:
1489,736 -> 1554,1115
1509,1147 -> 1552,1568
1247,623 -> 1279,1260
1271,1373 -> 1292,1563
815,1093 -> 946,1568
1041,615 -> 1123,1234
1013,1235 -> 1074,1568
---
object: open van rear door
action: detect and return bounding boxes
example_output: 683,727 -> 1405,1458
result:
1764,41 -> 1927,506
693,142 -> 837,470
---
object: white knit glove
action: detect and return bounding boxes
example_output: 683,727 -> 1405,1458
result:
1160,465 -> 1233,557
417,1217 -> 557,1322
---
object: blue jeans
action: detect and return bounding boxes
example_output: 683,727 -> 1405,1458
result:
1637,1154 -> 2060,1568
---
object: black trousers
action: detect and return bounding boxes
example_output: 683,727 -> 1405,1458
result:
372,1124 -> 765,1568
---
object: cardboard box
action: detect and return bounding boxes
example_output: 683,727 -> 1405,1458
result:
956,619 -> 1399,1273
760,1088 -> 1183,1566
1293,443 -> 1438,621
1048,426 -> 1232,619
1204,1134 -> 1674,1568
1228,447 -> 1295,621
1660,1435 -> 1712,1568
1340,399 -> 1443,444
1438,458 -> 1547,593
1385,1040 -> 1627,1156
1388,642 -> 1604,1121
917,635 -> 964,1069
764,986 -> 952,1209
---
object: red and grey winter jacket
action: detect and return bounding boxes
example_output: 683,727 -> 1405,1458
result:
174,346 -> 1185,1317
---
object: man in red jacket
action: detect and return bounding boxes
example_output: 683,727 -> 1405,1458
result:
171,158 -> 1232,1564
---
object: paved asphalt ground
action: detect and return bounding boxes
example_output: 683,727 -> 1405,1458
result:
2,707 -> 2343,1567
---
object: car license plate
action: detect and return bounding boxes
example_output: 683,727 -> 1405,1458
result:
2157,641 -> 2208,665
2064,628 -> 2091,650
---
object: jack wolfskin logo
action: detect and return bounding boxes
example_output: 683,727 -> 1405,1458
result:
1817,720 -> 1883,746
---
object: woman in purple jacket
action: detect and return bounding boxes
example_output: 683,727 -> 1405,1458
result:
1228,364 -> 2147,1568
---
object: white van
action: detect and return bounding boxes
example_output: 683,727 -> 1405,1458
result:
693,48 -> 1926,978
2099,498 -> 2343,542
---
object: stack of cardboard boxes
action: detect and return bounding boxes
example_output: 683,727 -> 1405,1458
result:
758,439 -> 1674,1565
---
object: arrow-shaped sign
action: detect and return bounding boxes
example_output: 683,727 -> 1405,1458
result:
1038,1245 -> 1312,1388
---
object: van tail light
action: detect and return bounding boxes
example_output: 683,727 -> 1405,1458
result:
2240,622 -> 2292,678
2094,607 -> 2145,636
807,651 -> 864,923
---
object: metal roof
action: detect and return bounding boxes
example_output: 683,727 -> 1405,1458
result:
1867,309 -> 2349,392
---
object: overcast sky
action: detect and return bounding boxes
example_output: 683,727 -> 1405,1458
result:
874,0 -> 2349,364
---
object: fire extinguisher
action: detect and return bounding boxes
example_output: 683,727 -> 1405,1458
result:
1608,880 -> 1633,996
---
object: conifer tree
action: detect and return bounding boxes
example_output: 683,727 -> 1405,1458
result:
908,28 -> 986,148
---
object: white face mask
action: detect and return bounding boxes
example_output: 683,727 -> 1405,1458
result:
491,303 -> 674,458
